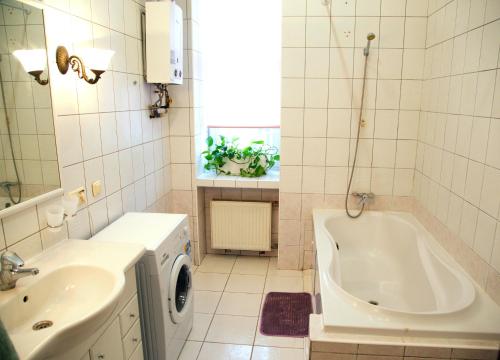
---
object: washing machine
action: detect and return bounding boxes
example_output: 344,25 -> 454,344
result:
90,212 -> 194,360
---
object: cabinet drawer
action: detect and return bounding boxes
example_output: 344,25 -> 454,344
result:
119,295 -> 140,336
129,342 -> 144,360
123,320 -> 142,359
90,318 -> 124,360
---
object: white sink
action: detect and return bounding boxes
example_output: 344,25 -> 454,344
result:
0,239 -> 145,359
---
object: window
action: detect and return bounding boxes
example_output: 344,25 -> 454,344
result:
199,0 -> 281,132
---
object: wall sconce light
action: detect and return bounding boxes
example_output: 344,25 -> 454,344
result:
55,46 -> 114,85
13,49 -> 49,86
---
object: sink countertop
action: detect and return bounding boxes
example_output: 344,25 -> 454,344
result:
0,239 -> 145,359
0,239 -> 145,306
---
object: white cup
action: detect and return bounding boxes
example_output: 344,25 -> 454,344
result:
46,205 -> 65,228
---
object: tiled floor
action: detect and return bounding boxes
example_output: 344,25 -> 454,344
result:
179,255 -> 312,360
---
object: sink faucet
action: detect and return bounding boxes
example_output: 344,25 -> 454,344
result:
0,251 -> 39,291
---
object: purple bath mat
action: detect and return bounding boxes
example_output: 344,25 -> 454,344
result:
260,292 -> 312,337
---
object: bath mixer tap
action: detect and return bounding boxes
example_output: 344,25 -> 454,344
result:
0,251 -> 39,291
352,192 -> 374,205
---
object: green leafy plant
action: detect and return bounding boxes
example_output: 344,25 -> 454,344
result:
202,135 -> 280,177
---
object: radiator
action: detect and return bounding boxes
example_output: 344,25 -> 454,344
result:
210,201 -> 272,251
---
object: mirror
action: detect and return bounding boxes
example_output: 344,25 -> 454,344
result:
0,0 -> 59,210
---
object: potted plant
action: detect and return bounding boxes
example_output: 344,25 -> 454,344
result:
202,135 -> 279,177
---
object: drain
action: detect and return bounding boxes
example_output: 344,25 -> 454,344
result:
32,320 -> 53,331
368,300 -> 379,306
335,242 -> 340,250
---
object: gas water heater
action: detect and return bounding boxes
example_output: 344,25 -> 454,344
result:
145,1 -> 183,84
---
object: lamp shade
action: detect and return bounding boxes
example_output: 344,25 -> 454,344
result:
77,48 -> 114,71
13,49 -> 47,72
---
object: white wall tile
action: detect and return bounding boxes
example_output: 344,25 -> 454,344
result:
305,48 -> 329,78
281,109 -> 304,137
469,117 -> 490,162
381,0 -> 406,16
283,0 -> 306,16
282,48 -> 306,78
102,153 -> 121,195
67,208 -> 91,239
326,138 -> 350,166
107,190 -> 123,223
80,113 -> 102,160
134,178 -> 147,211
88,198 -> 109,234
480,166 -> 500,219
280,166 -> 302,193
281,78 -> 305,108
56,115 -> 83,166
302,166 -> 325,193
121,183 -> 136,212
464,160 -> 484,206
486,118 -> 500,169
99,113 -> 118,155
330,17 -> 355,47
404,17 -> 427,48
460,200 -> 478,246
7,233 -> 42,260
306,17 -> 330,47
282,17 -> 306,47
84,157 -> 106,204
331,0 -> 356,16
371,168 -> 395,195
303,138 -> 326,166
473,211 -> 496,262
379,17 -> 404,48
131,145 -> 145,181
357,0 -> 381,16
304,79 -> 328,108
372,139 -> 396,167
474,71 -> 495,117
2,207 -> 40,246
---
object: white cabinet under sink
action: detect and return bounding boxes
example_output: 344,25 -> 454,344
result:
90,318 -> 124,360
63,267 -> 143,360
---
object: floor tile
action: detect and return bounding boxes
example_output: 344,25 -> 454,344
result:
193,272 -> 229,291
264,276 -> 303,293
187,313 -> 213,341
197,254 -> 237,273
268,258 -> 303,277
178,341 -> 203,360
254,330 -> 306,349
205,314 -> 258,345
232,256 -> 270,275
251,346 -> 305,360
216,292 -> 262,316
225,274 -> 266,293
194,291 -> 222,314
197,342 -> 252,360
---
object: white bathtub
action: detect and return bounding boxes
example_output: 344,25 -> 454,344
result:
313,210 -> 500,340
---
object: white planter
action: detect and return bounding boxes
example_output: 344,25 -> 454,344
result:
221,161 -> 247,175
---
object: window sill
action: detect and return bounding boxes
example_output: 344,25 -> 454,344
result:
196,170 -> 279,189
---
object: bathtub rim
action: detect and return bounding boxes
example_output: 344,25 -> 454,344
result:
313,209 -> 500,341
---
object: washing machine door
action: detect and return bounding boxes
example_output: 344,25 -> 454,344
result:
169,254 -> 193,324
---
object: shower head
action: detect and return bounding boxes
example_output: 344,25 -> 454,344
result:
364,33 -> 376,56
